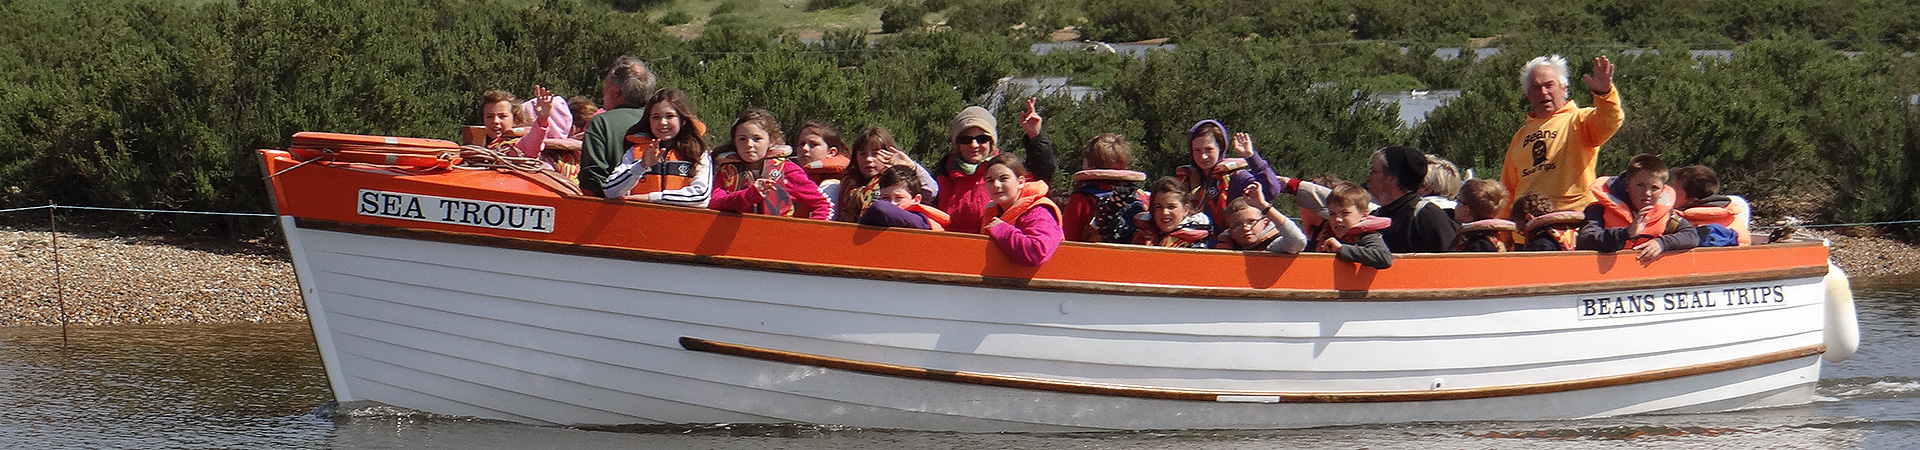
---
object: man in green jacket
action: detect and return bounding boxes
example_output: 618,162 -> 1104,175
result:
579,55 -> 657,196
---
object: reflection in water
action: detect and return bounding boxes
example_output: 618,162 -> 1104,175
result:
7,273 -> 1920,448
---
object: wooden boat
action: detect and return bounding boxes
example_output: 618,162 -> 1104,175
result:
260,133 -> 1859,431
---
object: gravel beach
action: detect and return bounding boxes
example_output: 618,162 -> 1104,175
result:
0,226 -> 1912,327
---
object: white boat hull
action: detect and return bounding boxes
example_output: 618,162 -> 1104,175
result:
285,218 -> 1828,431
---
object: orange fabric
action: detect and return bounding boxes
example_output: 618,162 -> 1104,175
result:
904,203 -> 951,232
1679,204 -> 1751,246
627,138 -> 694,195
1588,176 -> 1673,247
987,181 -> 1062,225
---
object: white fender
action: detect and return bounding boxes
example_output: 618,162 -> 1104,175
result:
1823,261 -> 1859,363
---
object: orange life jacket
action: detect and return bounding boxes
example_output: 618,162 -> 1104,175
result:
903,203 -> 951,232
1174,158 -> 1248,220
803,154 -> 850,185
1677,197 -> 1751,245
1523,211 -> 1585,251
715,153 -> 796,217
984,181 -> 1061,228
626,133 -> 694,195
1452,219 -> 1517,252
1588,176 -> 1675,247
1132,212 -> 1212,248
1072,169 -> 1147,183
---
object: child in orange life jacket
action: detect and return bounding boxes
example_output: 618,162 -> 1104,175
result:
708,109 -> 833,220
1215,183 -> 1310,253
1451,179 -> 1516,252
1576,154 -> 1699,262
979,153 -> 1063,267
1671,165 -> 1751,246
858,165 -> 951,231
1511,191 -> 1583,251
1062,133 -> 1149,243
792,120 -> 851,211
1316,181 -> 1394,269
1177,121 -> 1286,235
1131,177 -> 1212,248
603,88 -> 713,207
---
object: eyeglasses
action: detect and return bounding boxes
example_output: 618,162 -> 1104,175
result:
955,134 -> 993,146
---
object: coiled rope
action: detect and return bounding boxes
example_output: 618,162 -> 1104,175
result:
455,144 -> 547,172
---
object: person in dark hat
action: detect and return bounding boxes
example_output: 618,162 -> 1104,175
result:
1365,146 -> 1459,253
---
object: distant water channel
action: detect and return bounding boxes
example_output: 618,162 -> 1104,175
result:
6,275 -> 1920,449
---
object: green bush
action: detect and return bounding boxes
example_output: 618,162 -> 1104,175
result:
880,2 -> 927,34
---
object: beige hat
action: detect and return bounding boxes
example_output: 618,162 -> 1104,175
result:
949,106 -> 997,145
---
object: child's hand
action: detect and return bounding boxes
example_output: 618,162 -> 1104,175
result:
875,146 -> 902,166
1242,183 -> 1270,210
640,145 -> 662,168
1317,237 -> 1343,252
985,217 -> 1007,231
1231,132 -> 1255,158
532,85 -> 554,126
1627,204 -> 1654,237
1633,239 -> 1664,263
753,178 -> 779,197
1020,98 -> 1043,138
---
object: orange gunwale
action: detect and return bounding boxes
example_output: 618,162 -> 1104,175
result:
262,149 -> 1830,301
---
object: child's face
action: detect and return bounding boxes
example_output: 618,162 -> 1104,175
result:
733,123 -> 772,163
647,103 -> 682,139
1188,135 -> 1221,170
879,184 -> 918,208
1327,202 -> 1366,237
1149,192 -> 1190,233
1225,207 -> 1267,246
857,144 -> 889,178
1453,204 -> 1474,223
795,131 -> 837,165
983,164 -> 1023,208
1627,171 -> 1666,212
954,127 -> 996,164
481,101 -> 515,138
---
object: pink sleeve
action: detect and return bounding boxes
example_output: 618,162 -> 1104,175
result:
985,208 -> 1063,267
707,186 -> 761,213
782,161 -> 833,220
513,121 -> 548,159
520,98 -> 573,140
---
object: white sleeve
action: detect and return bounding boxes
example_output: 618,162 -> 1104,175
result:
1265,210 -> 1310,255
912,160 -> 939,197
646,153 -> 714,208
602,149 -> 645,198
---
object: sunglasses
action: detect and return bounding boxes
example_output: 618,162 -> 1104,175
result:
955,134 -> 993,145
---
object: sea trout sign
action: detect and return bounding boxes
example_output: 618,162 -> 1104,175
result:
357,189 -> 555,233
1577,284 -> 1790,320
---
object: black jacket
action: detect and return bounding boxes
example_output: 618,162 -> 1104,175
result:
1371,192 -> 1459,253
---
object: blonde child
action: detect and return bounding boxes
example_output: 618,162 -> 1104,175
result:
1215,183 -> 1309,253
979,153 -> 1063,267
1512,191 -> 1583,251
1131,177 -> 1212,248
1452,179 -> 1515,252
857,165 -> 951,230
1577,154 -> 1699,262
709,109 -> 832,220
603,88 -> 712,207
1317,181 -> 1393,269
1062,133 -> 1148,243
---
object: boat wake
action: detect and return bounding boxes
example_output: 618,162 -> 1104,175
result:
1819,377 -> 1920,400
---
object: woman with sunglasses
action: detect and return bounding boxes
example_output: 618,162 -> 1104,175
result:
934,98 -> 1057,234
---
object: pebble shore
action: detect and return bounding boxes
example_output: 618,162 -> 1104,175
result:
0,226 -> 1913,327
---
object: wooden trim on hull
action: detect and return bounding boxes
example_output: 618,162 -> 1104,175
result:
681,337 -> 1826,403
295,218 -> 1829,301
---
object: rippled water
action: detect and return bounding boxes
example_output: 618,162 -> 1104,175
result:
5,275 -> 1920,449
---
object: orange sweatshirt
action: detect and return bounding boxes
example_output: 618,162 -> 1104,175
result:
1501,89 -> 1624,214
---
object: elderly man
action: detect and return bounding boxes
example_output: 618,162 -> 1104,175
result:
1500,55 -> 1622,214
578,55 -> 658,196
1368,146 -> 1459,253
934,99 -> 1057,234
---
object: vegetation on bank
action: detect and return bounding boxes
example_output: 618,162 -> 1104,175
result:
1,0 -> 1917,237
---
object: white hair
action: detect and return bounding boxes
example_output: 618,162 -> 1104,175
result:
1520,55 -> 1570,95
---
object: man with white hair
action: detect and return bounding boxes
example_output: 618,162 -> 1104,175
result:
1500,55 -> 1621,214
